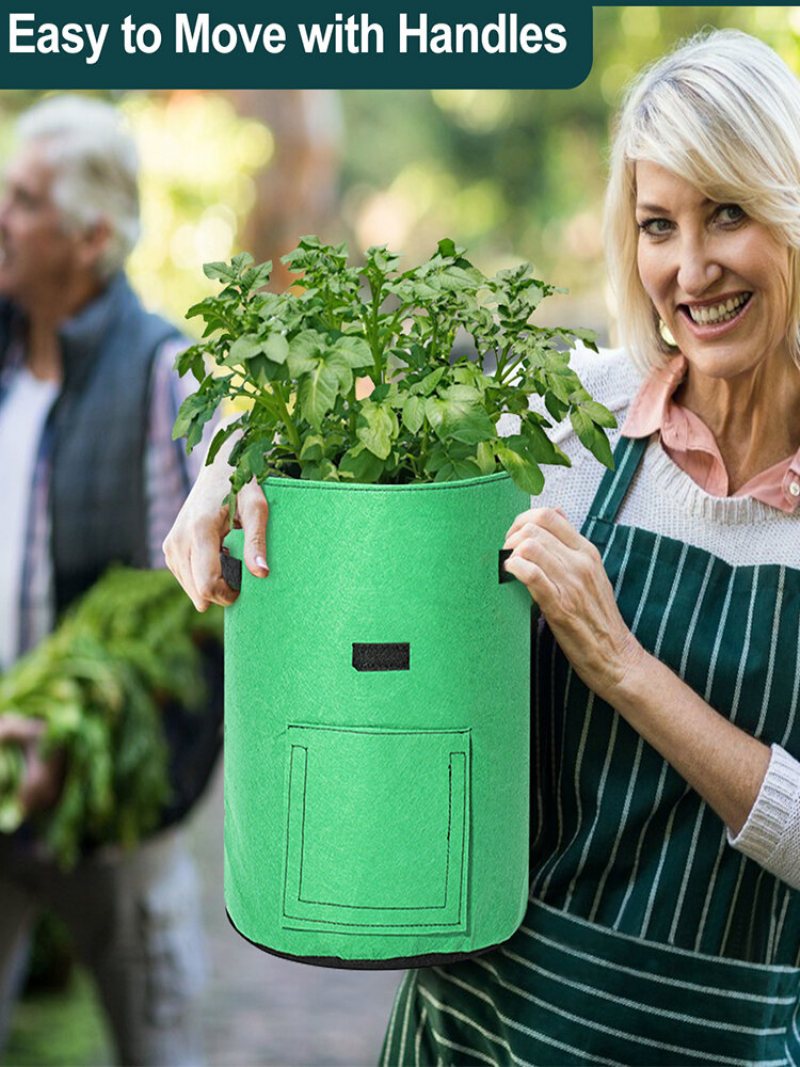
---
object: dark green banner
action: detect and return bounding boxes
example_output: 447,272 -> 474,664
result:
0,3 -> 593,89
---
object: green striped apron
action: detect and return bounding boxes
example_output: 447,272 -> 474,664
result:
381,435 -> 800,1066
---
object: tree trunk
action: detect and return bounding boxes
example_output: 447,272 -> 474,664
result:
227,91 -> 343,291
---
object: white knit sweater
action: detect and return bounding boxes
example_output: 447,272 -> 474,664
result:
505,345 -> 800,891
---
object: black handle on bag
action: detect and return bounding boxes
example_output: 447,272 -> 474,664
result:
498,548 -> 514,584
220,552 -> 242,592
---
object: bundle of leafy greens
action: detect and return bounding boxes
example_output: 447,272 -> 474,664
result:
0,568 -> 223,868
174,237 -> 616,507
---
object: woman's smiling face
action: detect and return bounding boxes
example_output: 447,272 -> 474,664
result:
635,160 -> 793,381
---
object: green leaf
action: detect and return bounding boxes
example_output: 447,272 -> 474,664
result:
203,260 -> 239,283
263,333 -> 289,364
432,457 -> 483,482
570,409 -> 615,470
298,363 -> 341,429
426,387 -> 494,445
206,418 -> 244,466
333,335 -> 373,369
249,354 -> 281,386
402,395 -> 426,434
570,327 -> 599,352
301,458 -> 339,481
339,444 -> 385,483
299,435 -> 325,461
357,402 -> 398,460
241,261 -> 273,291
231,252 -> 255,275
413,367 -> 447,396
497,444 -> 545,495
243,442 -> 267,481
544,392 -> 569,423
425,397 -> 448,435
519,420 -> 571,467
579,400 -> 618,430
172,392 -> 214,451
446,408 -> 496,445
441,384 -> 482,404
175,345 -> 206,383
287,330 -> 325,376
475,440 -> 497,474
224,335 -> 263,366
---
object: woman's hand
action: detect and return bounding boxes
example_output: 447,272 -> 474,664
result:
503,507 -> 645,703
504,507 -> 773,836
163,459 -> 270,612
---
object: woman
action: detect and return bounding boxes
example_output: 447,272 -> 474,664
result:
164,29 -> 800,1064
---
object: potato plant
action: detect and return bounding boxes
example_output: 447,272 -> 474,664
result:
173,237 -> 616,508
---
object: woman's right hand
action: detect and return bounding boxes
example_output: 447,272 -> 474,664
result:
163,460 -> 270,612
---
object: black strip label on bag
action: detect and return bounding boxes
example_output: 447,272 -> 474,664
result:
352,643 -> 410,672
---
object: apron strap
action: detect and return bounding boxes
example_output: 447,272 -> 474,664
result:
580,436 -> 648,540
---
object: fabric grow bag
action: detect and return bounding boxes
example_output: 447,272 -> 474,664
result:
223,471 -> 531,968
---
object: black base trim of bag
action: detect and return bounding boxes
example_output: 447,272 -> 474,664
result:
226,910 -> 506,970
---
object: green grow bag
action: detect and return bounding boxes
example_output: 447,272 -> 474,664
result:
223,471 -> 531,968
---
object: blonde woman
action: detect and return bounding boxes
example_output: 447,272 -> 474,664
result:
165,28 -> 800,1065
377,29 -> 800,1065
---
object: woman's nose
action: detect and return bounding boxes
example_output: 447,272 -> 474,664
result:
676,238 -> 723,297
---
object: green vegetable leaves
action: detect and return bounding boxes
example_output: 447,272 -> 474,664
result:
175,238 -> 616,495
0,569 -> 223,868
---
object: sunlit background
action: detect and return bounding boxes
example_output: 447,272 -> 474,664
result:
2,8 -> 798,351
0,7 -> 798,1065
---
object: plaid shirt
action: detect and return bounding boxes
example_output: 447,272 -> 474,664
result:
0,335 -> 204,665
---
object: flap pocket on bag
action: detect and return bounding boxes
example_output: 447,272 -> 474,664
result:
281,724 -> 471,936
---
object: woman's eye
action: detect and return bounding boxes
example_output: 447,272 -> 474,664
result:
637,217 -> 673,237
716,203 -> 747,225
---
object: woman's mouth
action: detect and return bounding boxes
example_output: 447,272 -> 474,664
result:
678,292 -> 753,336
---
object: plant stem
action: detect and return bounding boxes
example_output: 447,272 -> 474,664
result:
347,380 -> 358,438
273,387 -> 302,453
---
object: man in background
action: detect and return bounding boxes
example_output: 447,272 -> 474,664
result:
0,94 -> 213,1066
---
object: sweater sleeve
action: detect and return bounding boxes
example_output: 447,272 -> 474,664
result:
726,744 -> 800,890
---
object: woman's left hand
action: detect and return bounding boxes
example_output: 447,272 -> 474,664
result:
503,507 -> 645,704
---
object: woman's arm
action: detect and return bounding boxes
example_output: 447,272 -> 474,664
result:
503,506 -> 772,836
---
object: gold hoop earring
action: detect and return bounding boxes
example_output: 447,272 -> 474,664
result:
658,319 -> 678,349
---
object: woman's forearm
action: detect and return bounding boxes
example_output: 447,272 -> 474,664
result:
608,647 -> 772,836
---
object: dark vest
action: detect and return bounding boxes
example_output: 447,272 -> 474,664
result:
0,274 -> 181,611
1,279 -> 220,828
55,275 -> 181,611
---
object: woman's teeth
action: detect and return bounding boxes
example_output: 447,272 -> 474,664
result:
686,293 -> 751,325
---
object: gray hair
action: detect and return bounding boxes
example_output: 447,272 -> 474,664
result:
17,94 -> 140,279
604,29 -> 800,372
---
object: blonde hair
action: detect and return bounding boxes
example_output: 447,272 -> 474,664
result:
604,29 -> 800,372
17,95 -> 140,280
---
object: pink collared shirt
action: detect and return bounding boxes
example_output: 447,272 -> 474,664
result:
622,354 -> 800,513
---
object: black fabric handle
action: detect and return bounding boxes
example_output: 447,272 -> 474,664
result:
220,552 -> 242,592
499,548 -> 514,584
